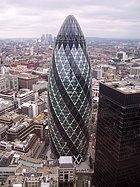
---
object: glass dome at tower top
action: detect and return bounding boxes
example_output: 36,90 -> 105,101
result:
57,15 -> 84,39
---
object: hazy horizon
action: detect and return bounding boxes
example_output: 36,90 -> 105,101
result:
0,0 -> 140,39
0,36 -> 140,40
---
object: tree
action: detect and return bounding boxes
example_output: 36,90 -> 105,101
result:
38,87 -> 47,95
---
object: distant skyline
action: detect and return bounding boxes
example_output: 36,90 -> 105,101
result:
0,0 -> 140,39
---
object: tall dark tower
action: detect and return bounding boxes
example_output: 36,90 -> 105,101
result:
48,15 -> 92,164
94,82 -> 140,187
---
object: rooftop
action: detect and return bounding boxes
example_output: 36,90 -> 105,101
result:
105,81 -> 140,94
0,90 -> 17,95
18,73 -> 38,80
13,133 -> 35,148
20,155 -> 43,164
16,165 -> 57,176
17,89 -> 34,97
0,112 -> 23,123
4,175 -> 24,186
10,65 -> 31,73
0,99 -> 13,111
59,156 -> 73,164
0,123 -> 8,130
0,151 -> 14,167
34,113 -> 46,123
8,121 -> 30,132
59,156 -> 74,168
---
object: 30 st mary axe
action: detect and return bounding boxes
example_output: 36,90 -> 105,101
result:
48,15 -> 92,164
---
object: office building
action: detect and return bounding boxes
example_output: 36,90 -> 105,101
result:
0,124 -> 8,141
18,73 -> 38,90
19,102 -> 38,117
0,152 -> 18,184
0,74 -> 18,92
17,89 -> 38,107
10,65 -> 32,74
130,66 -> 140,80
13,133 -> 40,157
32,80 -> 47,92
116,51 -> 128,61
24,172 -> 42,187
7,114 -> 45,143
94,81 -> 140,187
19,100 -> 46,118
4,175 -> 25,187
0,98 -> 16,116
7,119 -> 34,141
92,69 -> 102,79
30,46 -> 34,56
58,156 -> 75,187
0,90 -> 16,101
48,15 -> 92,164
0,112 -> 22,127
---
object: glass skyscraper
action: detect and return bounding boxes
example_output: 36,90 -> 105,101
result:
48,15 -> 92,164
94,82 -> 140,187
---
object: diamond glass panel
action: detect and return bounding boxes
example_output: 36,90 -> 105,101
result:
48,15 -> 92,164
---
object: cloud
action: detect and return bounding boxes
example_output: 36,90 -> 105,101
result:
0,0 -> 140,38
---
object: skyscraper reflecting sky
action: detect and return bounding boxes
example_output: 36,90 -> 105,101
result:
94,82 -> 140,186
48,15 -> 92,164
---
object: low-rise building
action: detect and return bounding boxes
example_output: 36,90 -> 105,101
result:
4,175 -> 25,187
0,112 -> 23,127
24,172 -> 42,187
131,66 -> 140,74
0,98 -> 16,116
32,80 -> 47,92
0,74 -> 18,92
0,90 -> 17,101
58,156 -> 75,187
92,69 -> 102,79
19,100 -> 46,118
13,134 -> 40,157
0,124 -> 8,141
19,102 -> 38,118
17,89 -> 38,107
10,65 -> 32,75
18,73 -> 38,90
0,151 -> 19,184
7,114 -> 46,142
7,119 -> 34,141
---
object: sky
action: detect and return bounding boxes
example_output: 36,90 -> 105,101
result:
0,0 -> 140,39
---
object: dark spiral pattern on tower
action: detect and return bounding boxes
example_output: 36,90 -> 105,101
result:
48,15 -> 92,164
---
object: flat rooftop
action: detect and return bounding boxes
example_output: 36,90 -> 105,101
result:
0,112 -> 23,122
13,134 -> 35,148
0,99 -> 13,111
5,175 -> 24,186
59,156 -> 74,168
0,151 -> 14,167
18,73 -> 38,79
0,90 -> 17,95
0,123 -> 7,129
17,89 -> 34,97
59,156 -> 73,164
16,165 -> 57,176
105,81 -> 140,94
8,121 -> 30,132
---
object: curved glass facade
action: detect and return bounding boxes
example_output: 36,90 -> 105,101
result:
48,15 -> 92,164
